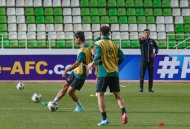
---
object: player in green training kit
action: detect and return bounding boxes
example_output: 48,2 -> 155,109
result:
43,31 -> 92,112
88,26 -> 128,125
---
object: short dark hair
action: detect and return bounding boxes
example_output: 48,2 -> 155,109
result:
144,28 -> 150,32
100,26 -> 110,36
74,31 -> 85,42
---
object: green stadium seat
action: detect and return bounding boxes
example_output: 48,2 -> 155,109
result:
119,16 -> 128,23
89,0 -> 97,7
144,0 -> 152,7
80,0 -> 89,7
50,40 -> 56,48
28,40 -> 37,48
74,43 -> 80,48
184,17 -> 190,24
136,8 -> 144,16
36,16 -> 45,24
82,16 -> 91,24
168,33 -> 175,40
117,0 -> 125,7
162,0 -> 170,7
145,8 -> 153,16
113,40 -> 120,46
0,8 -> 6,15
54,8 -> 62,15
25,8 -> 34,15
127,8 -> 136,15
100,16 -> 109,23
90,8 -> 98,15
158,40 -> 167,48
37,40 -> 47,48
26,16 -> 35,23
154,8 -> 162,16
54,16 -> 63,24
176,33 -> 185,40
131,40 -> 140,48
81,8 -> 90,15
9,40 -> 18,48
135,0 -> 143,7
184,24 -> 190,32
87,40 -> 94,47
121,40 -> 130,48
3,40 -> 9,48
163,8 -> 172,16
177,41 -> 187,49
146,16 -> 155,24
98,0 -> 106,7
153,0 -> 161,7
91,16 -> 99,24
35,8 -> 44,15
137,16 -> 146,23
168,40 -> 176,49
0,24 -> 7,32
126,0 -> 135,7
18,40 -> 26,48
98,8 -> 106,15
108,0 -> 117,7
65,40 -> 73,48
175,24 -> 184,32
118,8 -> 126,15
128,16 -> 136,23
44,8 -> 53,15
109,8 -> 117,16
56,40 -> 66,48
0,16 -> 7,23
110,16 -> 118,23
45,16 -> 53,23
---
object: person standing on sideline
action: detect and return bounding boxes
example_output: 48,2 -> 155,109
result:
42,31 -> 92,112
88,26 -> 128,126
139,29 -> 159,93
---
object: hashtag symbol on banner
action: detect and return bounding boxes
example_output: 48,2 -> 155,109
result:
157,57 -> 180,78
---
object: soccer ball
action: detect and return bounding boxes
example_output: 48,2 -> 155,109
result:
47,101 -> 58,111
31,93 -> 42,103
16,82 -> 24,90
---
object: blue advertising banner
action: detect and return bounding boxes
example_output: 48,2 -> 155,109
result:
0,55 -> 190,80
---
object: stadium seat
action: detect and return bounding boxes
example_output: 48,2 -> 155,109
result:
81,8 -> 89,15
108,0 -> 117,7
146,16 -> 155,24
158,40 -> 167,48
145,8 -> 153,16
153,0 -> 161,7
121,40 -> 130,48
97,0 -> 106,7
170,0 -> 179,7
109,8 -> 118,16
9,40 -> 18,48
119,16 -> 127,23
89,0 -> 97,7
177,41 -> 187,49
176,33 -> 185,40
154,8 -> 162,16
184,25 -> 190,32
90,8 -> 98,15
163,8 -> 172,16
117,0 -> 125,7
126,0 -> 135,7
98,8 -> 106,15
110,16 -> 118,23
175,24 -> 184,32
144,0 -> 152,7
54,16 -> 63,24
128,8 -> 136,15
135,0 -> 143,7
137,16 -> 146,24
162,0 -> 170,7
131,40 -> 140,48
118,8 -> 126,16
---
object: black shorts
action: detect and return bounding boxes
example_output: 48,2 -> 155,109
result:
66,72 -> 85,91
96,77 -> 120,92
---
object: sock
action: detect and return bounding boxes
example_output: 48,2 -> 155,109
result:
53,97 -> 58,102
101,112 -> 107,120
76,100 -> 82,107
121,108 -> 126,115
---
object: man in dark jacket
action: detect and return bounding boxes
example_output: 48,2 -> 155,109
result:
139,29 -> 159,93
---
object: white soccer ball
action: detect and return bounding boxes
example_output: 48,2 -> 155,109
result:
48,101 -> 58,112
16,82 -> 24,90
31,93 -> 42,103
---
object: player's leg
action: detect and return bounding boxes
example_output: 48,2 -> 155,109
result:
96,77 -> 109,125
148,62 -> 154,92
42,72 -> 75,106
109,77 -> 128,124
68,78 -> 85,112
140,62 -> 147,92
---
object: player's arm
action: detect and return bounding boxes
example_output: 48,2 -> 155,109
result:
62,52 -> 85,77
118,48 -> 125,65
153,40 -> 159,54
88,44 -> 102,69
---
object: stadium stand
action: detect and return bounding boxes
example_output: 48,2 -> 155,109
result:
0,0 -> 190,49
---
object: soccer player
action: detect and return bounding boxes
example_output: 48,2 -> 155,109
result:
88,26 -> 128,126
139,29 -> 159,93
42,31 -> 92,112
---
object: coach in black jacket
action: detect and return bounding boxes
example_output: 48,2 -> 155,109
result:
139,29 -> 159,93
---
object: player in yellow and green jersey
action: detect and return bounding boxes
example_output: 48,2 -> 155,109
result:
88,26 -> 128,126
43,31 -> 92,112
